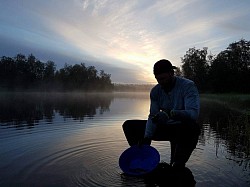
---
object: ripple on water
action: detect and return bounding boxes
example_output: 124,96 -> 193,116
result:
69,138 -> 146,187
1,122 -> 146,187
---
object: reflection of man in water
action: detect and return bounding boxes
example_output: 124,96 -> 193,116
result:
123,59 -> 200,168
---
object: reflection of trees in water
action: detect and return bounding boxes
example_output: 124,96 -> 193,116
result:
54,93 -> 112,120
0,92 -> 113,128
199,96 -> 250,168
0,93 -> 44,128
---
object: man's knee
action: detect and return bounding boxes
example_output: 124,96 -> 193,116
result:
122,120 -> 147,146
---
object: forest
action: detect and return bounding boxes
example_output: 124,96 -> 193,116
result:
0,54 -> 113,91
181,39 -> 250,93
0,39 -> 250,93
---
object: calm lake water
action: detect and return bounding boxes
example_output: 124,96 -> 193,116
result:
0,92 -> 249,187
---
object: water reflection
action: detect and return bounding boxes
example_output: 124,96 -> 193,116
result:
199,96 -> 250,162
0,92 -> 114,128
0,93 -> 249,186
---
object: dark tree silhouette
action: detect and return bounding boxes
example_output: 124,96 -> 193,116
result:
1,39 -> 250,93
0,54 -> 113,91
210,39 -> 250,93
181,39 -> 250,93
181,47 -> 210,92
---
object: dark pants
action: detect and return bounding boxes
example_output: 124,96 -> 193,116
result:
122,120 -> 200,167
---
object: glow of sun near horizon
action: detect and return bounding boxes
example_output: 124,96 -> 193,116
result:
1,0 -> 250,83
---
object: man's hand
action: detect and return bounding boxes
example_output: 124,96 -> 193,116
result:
151,110 -> 169,124
151,109 -> 176,124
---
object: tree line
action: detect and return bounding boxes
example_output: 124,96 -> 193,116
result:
0,54 -> 113,91
1,38 -> 249,93
181,39 -> 250,93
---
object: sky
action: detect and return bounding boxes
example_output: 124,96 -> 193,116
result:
1,0 -> 250,83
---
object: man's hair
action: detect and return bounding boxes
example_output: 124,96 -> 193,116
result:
153,59 -> 177,75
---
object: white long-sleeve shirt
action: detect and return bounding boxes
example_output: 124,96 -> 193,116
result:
144,76 -> 200,138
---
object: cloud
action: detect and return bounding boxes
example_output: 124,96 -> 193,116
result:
0,0 -> 250,83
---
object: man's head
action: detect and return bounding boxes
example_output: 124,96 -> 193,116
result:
153,59 -> 176,75
153,59 -> 176,90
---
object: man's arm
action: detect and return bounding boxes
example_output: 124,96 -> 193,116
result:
172,82 -> 200,121
144,89 -> 160,138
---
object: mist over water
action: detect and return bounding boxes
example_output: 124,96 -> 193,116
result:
0,92 -> 249,186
